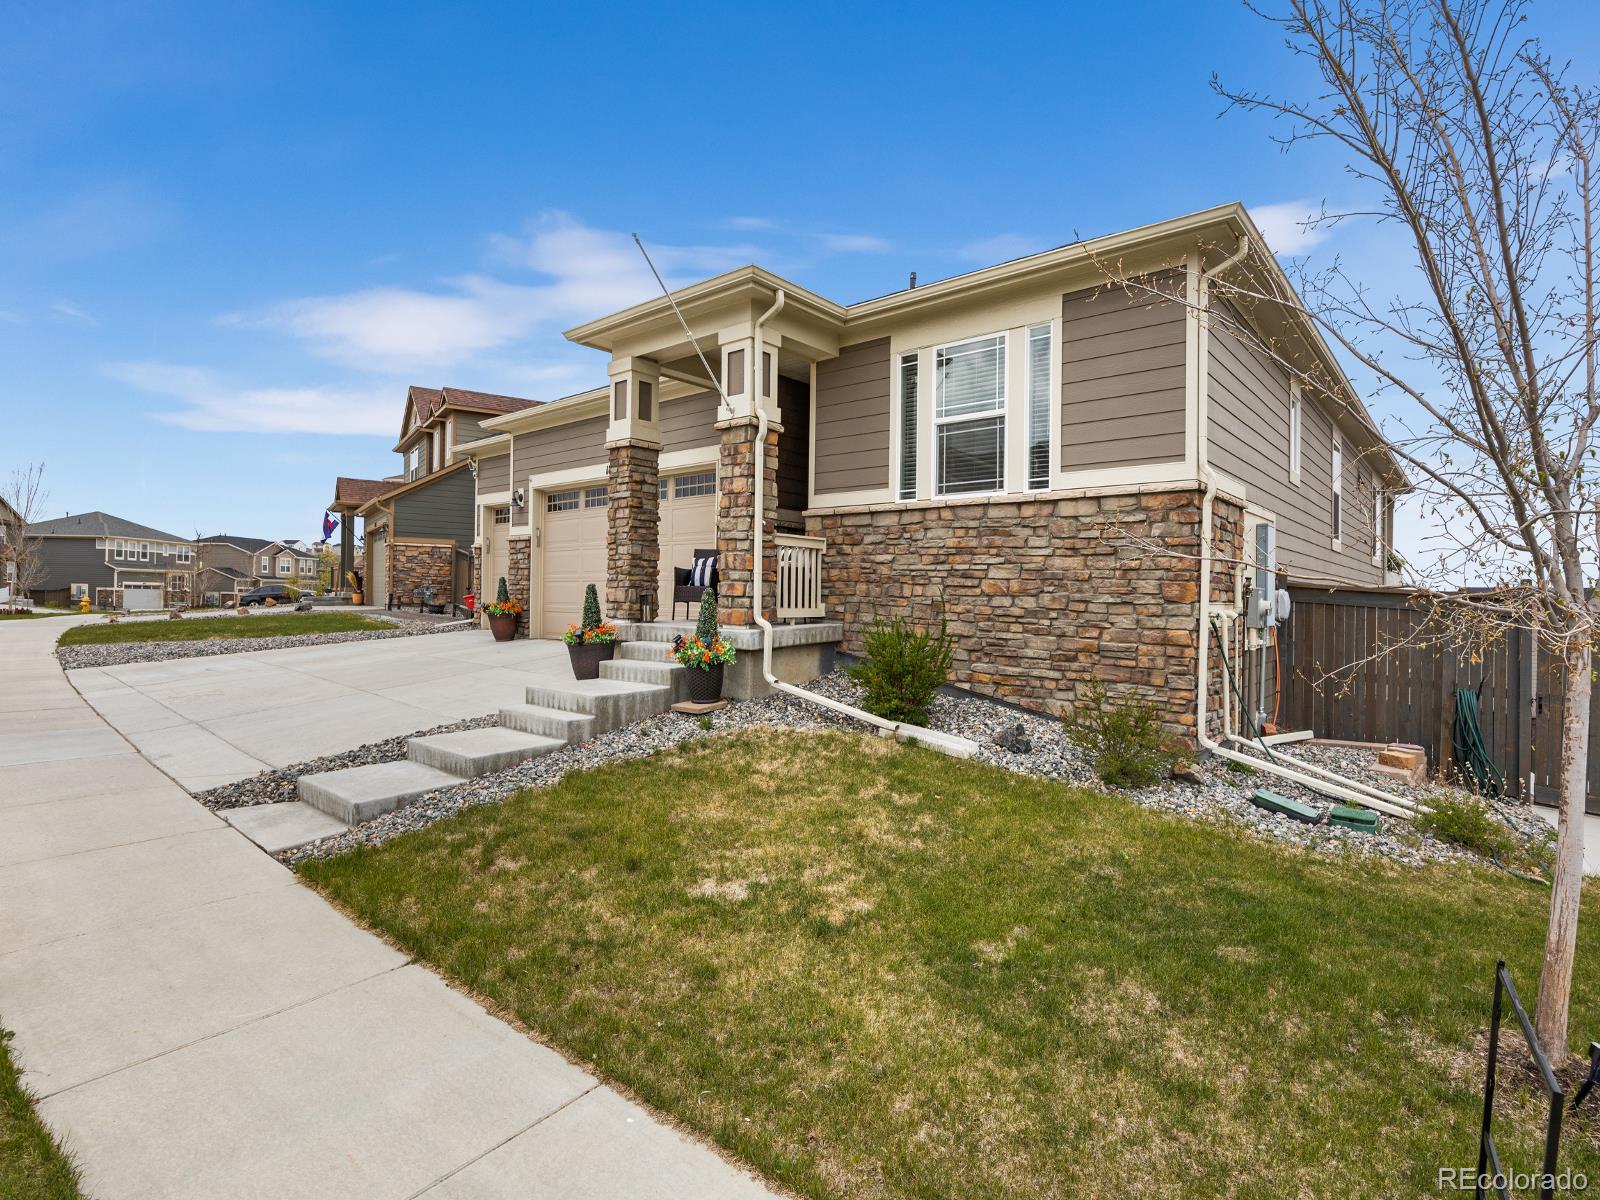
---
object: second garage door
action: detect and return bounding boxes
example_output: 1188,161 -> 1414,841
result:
540,485 -> 609,637
657,470 -> 718,620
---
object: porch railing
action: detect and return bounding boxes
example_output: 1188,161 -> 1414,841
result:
775,533 -> 826,620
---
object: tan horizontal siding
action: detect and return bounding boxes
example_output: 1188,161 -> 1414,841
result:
1206,309 -> 1381,585
477,453 -> 509,494
814,338 -> 890,495
510,415 -> 606,526
1061,284 -> 1187,469
660,390 -> 717,453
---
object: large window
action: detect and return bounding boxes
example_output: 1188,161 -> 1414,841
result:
1027,324 -> 1052,490
897,353 -> 919,500
935,333 -> 1006,496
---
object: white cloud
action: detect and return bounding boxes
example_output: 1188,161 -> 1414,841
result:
815,232 -> 892,254
105,361 -> 400,436
955,233 -> 1046,264
229,212 -> 761,374
49,301 -> 96,324
1250,200 -> 1333,256
724,216 -> 777,231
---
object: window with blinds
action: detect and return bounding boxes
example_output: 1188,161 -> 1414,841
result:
935,333 -> 1006,495
1027,324 -> 1051,490
898,353 -> 919,500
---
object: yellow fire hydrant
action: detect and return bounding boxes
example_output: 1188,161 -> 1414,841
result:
79,595 -> 90,614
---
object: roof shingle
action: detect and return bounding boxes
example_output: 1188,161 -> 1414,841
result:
26,511 -> 188,542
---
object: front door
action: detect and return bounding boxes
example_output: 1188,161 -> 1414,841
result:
483,507 -> 511,609
657,470 -> 718,619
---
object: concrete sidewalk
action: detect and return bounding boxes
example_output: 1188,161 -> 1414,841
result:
70,629 -> 576,791
0,617 -> 776,1199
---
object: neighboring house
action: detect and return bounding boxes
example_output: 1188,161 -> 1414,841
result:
25,512 -> 198,610
0,496 -> 20,596
333,386 -> 539,607
451,202 -> 1407,735
194,535 -> 321,603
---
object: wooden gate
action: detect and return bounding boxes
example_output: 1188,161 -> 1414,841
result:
1272,587 -> 1586,809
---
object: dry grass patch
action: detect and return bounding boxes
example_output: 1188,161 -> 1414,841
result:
300,729 -> 1600,1199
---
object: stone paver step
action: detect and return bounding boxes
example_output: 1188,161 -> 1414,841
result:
298,759 -> 463,824
407,727 -> 564,778
600,658 -> 689,702
497,703 -> 597,743
524,677 -> 670,735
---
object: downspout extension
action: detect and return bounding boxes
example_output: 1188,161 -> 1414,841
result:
747,288 -> 975,759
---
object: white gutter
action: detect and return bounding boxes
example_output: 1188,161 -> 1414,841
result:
746,288 -> 975,759
1190,238 -> 1417,819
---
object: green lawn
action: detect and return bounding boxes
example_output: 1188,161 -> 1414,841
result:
0,1026 -> 81,1199
57,611 -> 390,646
299,730 -> 1600,1199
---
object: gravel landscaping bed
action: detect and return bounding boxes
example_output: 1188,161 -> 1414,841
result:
272,667 -> 1551,872
57,615 -> 470,670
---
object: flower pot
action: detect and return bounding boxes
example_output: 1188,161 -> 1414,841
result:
685,663 -> 725,704
488,612 -> 519,642
567,641 -> 615,679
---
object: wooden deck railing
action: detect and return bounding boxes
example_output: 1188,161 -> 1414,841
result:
775,533 -> 826,620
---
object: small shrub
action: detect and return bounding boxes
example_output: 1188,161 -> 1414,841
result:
581,583 -> 602,632
849,605 -> 955,727
1416,796 -> 1515,860
1062,681 -> 1175,789
698,714 -> 714,731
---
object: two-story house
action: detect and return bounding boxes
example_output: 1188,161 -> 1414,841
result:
450,203 -> 1407,736
195,535 -> 321,604
330,386 -> 538,608
26,512 -> 198,610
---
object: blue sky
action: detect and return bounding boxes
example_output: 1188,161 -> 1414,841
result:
4,1 -> 1596,553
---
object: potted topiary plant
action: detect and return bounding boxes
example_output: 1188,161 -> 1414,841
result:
563,583 -> 618,678
485,576 -> 523,642
672,588 -> 735,703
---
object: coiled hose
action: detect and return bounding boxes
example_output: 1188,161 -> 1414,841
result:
1452,686 -> 1506,799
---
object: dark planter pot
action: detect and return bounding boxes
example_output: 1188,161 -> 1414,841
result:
684,663 -> 725,704
568,640 -> 616,679
488,613 -> 518,642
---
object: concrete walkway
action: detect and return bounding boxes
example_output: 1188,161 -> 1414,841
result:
70,629 -> 577,791
0,617 -> 776,1199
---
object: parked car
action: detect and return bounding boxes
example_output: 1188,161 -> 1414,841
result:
238,584 -> 300,607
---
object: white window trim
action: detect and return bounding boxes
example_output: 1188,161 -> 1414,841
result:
1331,435 -> 1344,549
139,541 -> 151,562
893,351 -> 919,502
933,329 -> 1010,500
112,539 -> 124,561
1372,485 -> 1384,566
1021,322 -> 1056,493
1288,381 -> 1303,486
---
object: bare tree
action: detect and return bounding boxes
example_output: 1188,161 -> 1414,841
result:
2,463 -> 50,603
1189,0 -> 1600,1052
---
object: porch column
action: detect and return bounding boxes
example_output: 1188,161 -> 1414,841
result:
605,358 -> 661,622
715,415 -> 779,627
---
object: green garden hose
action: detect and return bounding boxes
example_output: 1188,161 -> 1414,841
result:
1452,687 -> 1506,799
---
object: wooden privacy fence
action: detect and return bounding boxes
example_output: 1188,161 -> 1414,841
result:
1271,586 -> 1595,813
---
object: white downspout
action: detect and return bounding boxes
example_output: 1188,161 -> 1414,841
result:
1192,237 -> 1418,819
746,288 -> 975,758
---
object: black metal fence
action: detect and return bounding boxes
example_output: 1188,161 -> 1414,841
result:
1477,961 -> 1565,1199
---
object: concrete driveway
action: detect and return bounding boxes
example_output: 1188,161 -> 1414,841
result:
0,616 -> 777,1199
69,630 -> 577,790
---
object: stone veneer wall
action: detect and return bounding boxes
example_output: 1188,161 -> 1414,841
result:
388,542 -> 456,606
715,418 -> 778,627
508,536 -> 531,636
805,489 -> 1244,737
606,440 -> 660,621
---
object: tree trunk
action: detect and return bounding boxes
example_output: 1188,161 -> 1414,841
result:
1536,643 -> 1592,1056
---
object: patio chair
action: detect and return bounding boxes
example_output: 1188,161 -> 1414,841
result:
672,549 -> 718,619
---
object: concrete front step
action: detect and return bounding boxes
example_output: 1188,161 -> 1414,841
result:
497,703 -> 597,743
222,800 -> 349,853
524,677 -> 670,735
616,640 -> 677,662
407,727 -> 564,779
599,658 -> 689,702
299,760 -> 463,825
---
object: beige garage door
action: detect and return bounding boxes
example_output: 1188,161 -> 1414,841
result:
540,486 -> 609,638
658,470 -> 718,620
